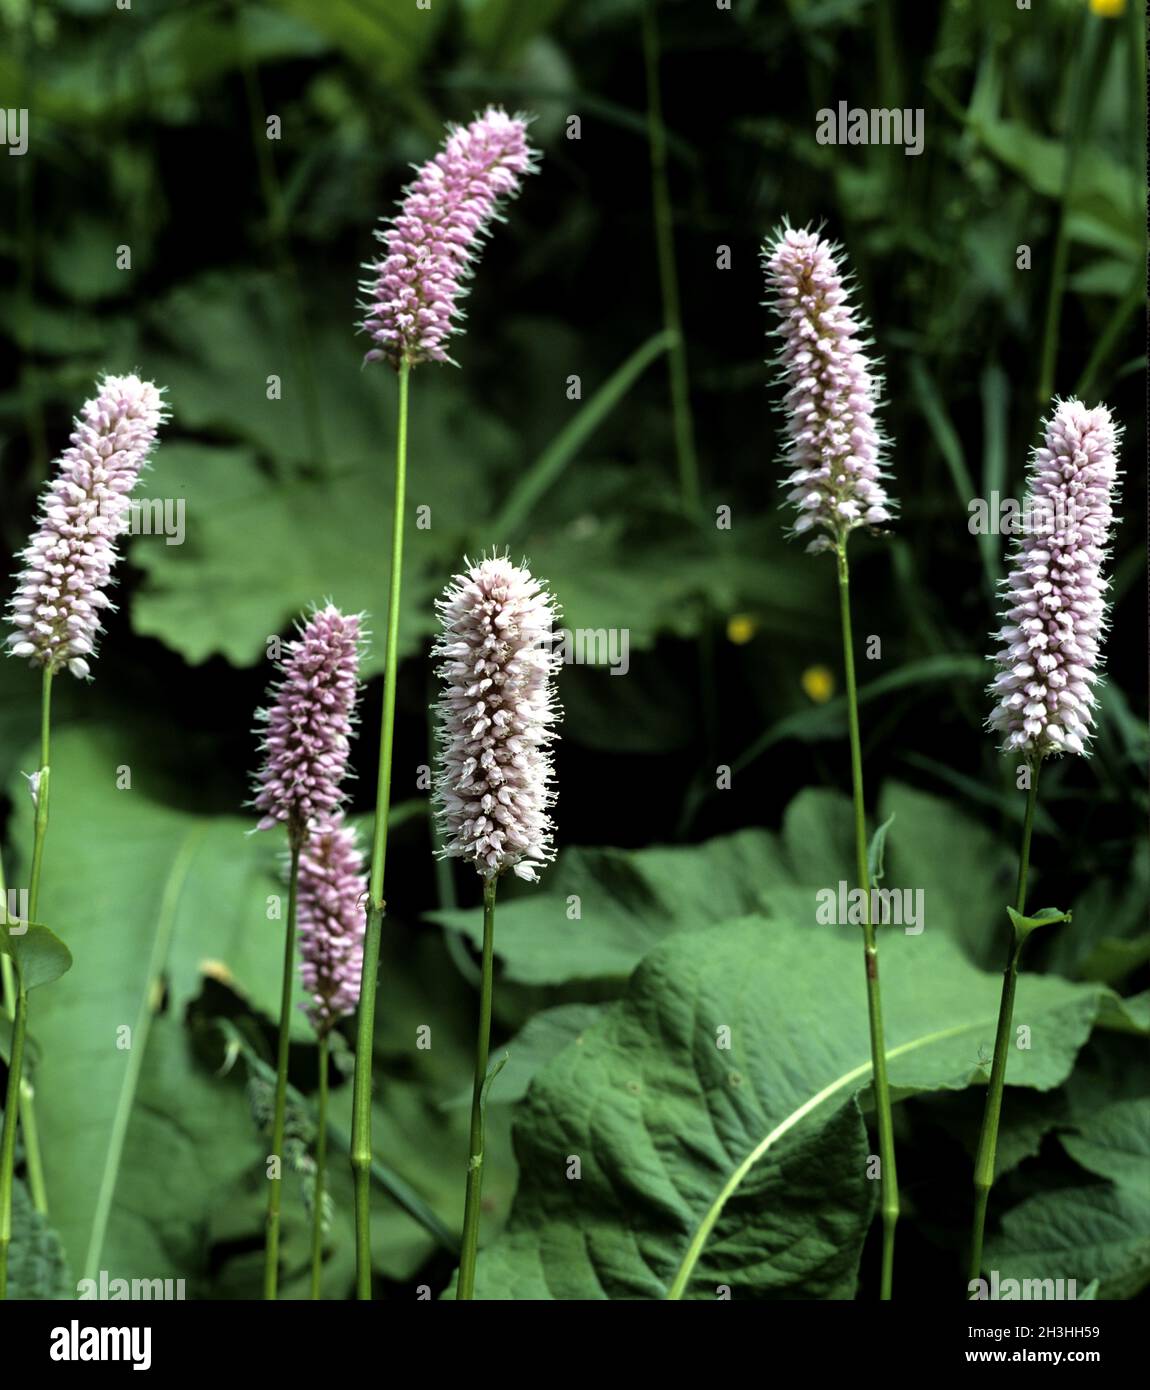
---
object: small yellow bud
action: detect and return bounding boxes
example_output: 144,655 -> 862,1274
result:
727,614 -> 757,645
801,665 -> 835,704
1089,0 -> 1124,15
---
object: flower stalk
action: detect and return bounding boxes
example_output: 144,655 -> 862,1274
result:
263,836 -> 301,1300
432,554 -> 561,1297
970,397 -> 1118,1287
350,357 -> 409,1300
310,1031 -> 330,1300
968,764 -> 1040,1286
351,108 -> 536,1297
2,374 -> 165,1291
836,539 -> 899,1299
0,979 -> 27,1300
457,875 -> 498,1300
250,602 -> 361,1299
765,224 -> 899,1296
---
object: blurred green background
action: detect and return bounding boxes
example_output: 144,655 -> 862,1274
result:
0,0 -> 1146,1300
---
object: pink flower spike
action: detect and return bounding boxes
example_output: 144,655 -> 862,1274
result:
359,107 -> 539,369
6,373 -> 167,679
763,224 -> 894,553
988,399 -> 1121,761
432,555 -> 561,882
251,605 -> 363,841
297,813 -> 368,1035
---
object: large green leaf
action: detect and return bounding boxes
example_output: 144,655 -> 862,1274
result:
429,827 -> 784,985
5,1178 -> 71,1300
93,1018 -> 261,1293
466,917 -> 1109,1299
430,781 -> 1018,986
441,1003 -> 608,1111
987,1097 -> 1150,1300
8,725 -> 307,1280
878,782 -> 1014,969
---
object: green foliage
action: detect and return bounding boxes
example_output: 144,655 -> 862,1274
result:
0,920 -> 72,993
0,0 -> 1143,1304
987,1096 -> 1150,1300
5,1177 -> 71,1300
465,915 -> 1110,1299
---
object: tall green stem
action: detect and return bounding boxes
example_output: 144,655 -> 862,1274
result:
309,1032 -> 329,1299
0,982 -> 27,1299
836,542 -> 898,1299
263,837 -> 301,1300
351,357 -> 411,1299
28,668 -> 52,926
0,667 -> 55,1260
968,763 -> 1041,1288
0,667 -> 50,1291
0,852 -> 45,1217
457,876 -> 497,1301
642,0 -> 700,515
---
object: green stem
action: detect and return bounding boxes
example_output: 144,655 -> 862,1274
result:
641,0 -> 700,515
836,541 -> 898,1300
351,357 -> 411,1300
263,837 -> 301,1300
28,667 -> 52,926
968,763 -> 1041,1289
6,668 -> 55,1222
310,1032 -> 329,1300
0,850 -> 46,1217
0,982 -> 27,1299
457,876 -> 497,1301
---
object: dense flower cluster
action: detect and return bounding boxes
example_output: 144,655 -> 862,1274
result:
297,813 -> 367,1034
360,107 -> 537,369
988,399 -> 1120,759
432,556 -> 560,882
763,224 -> 893,552
7,374 -> 166,679
252,606 -> 362,838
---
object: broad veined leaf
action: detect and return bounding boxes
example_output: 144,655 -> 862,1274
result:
429,783 -> 969,987
429,828 -> 783,985
879,782 -> 1014,969
91,1018 -> 261,1294
8,725 -> 310,1281
987,1096 -> 1150,1300
441,1003 -> 608,1110
465,917 -> 1111,1299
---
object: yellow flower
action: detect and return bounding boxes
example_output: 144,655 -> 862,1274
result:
1089,0 -> 1124,16
801,664 -> 835,704
727,614 -> 757,645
